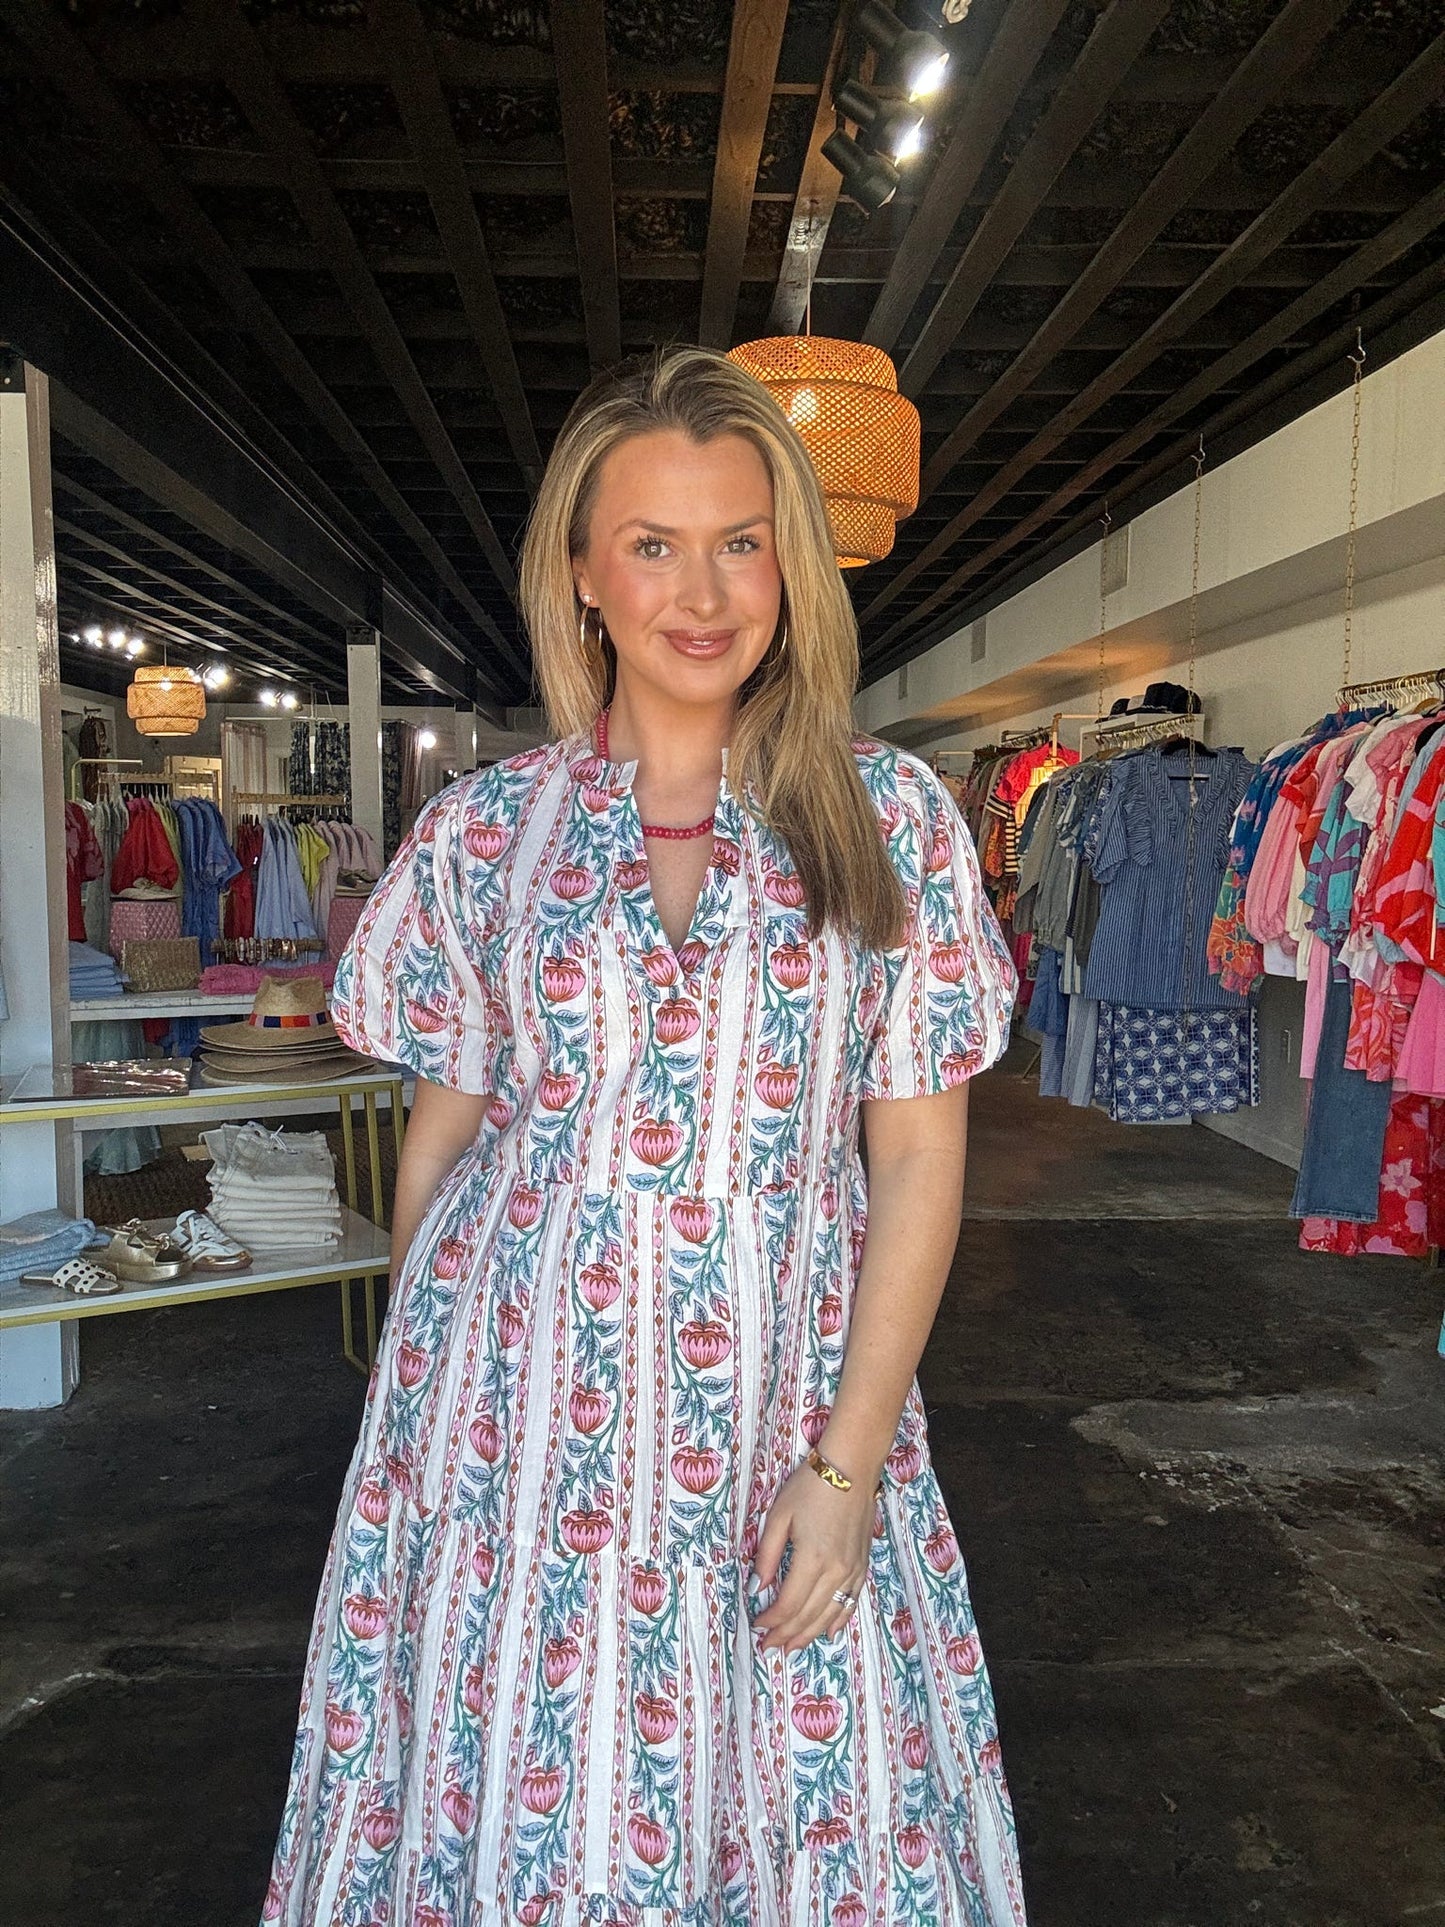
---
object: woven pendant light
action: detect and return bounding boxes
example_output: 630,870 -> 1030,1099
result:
727,335 -> 920,566
126,663 -> 206,737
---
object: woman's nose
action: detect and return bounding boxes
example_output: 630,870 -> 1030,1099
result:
675,556 -> 727,619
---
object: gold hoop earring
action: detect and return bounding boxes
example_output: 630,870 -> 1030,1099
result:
579,602 -> 602,661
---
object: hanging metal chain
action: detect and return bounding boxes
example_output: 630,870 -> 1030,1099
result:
1096,503 -> 1112,723
1340,331 -> 1367,693
1181,439 -> 1206,1014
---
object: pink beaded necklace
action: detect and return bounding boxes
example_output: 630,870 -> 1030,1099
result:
596,708 -> 717,841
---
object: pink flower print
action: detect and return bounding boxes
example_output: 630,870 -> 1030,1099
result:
463,820 -> 508,861
543,1635 -> 582,1688
1404,1196 -> 1428,1233
677,1316 -> 731,1368
581,783 -> 613,814
508,1184 -> 542,1230
902,1726 -> 930,1770
887,1438 -> 923,1483
655,998 -> 700,1045
671,1444 -> 723,1493
924,1524 -> 960,1572
635,1691 -> 678,1745
897,1823 -> 930,1869
832,1898 -> 867,1927
433,1235 -> 466,1279
929,939 -> 969,983
719,1838 -> 745,1884
262,1880 -> 283,1920
891,1607 -> 917,1651
818,1293 -> 842,1337
712,837 -> 741,876
940,1051 -> 971,1087
521,1762 -> 565,1813
677,937 -> 708,974
538,1068 -> 581,1112
946,1629 -> 982,1675
356,1478 -> 390,1526
630,1117 -> 683,1166
879,796 -> 902,836
800,1403 -> 830,1446
441,1783 -> 475,1835
497,1301 -> 526,1348
384,1452 -> 412,1497
627,1813 -> 670,1866
485,1094 -> 514,1129
668,1196 -> 713,1244
324,1702 -> 364,1755
472,1543 -> 496,1585
640,947 -> 678,988
463,1663 -> 486,1716
630,1567 -> 667,1615
572,754 -> 606,787
765,870 -> 807,909
770,941 -> 812,989
396,1341 -> 428,1389
978,1736 -> 1002,1772
579,1261 -> 622,1310
469,1410 -> 505,1461
519,1897 -> 558,1925
396,1691 -> 413,1741
804,1814 -> 851,1849
541,954 -> 586,1002
1382,1159 -> 1422,1197
791,1692 -> 843,1742
417,903 -> 439,948
362,1805 -> 399,1852
617,857 -> 649,892
406,998 -> 448,1036
560,1505 -> 613,1554
927,827 -> 954,872
342,1592 -> 388,1641
569,1385 -> 610,1433
549,863 -> 593,902
754,1061 -> 799,1110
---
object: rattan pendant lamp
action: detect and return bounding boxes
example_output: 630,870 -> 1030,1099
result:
127,658 -> 206,736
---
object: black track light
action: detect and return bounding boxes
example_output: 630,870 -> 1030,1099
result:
854,0 -> 950,99
821,127 -> 901,213
834,76 -> 927,164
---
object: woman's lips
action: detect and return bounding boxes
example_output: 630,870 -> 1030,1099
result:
663,630 -> 737,659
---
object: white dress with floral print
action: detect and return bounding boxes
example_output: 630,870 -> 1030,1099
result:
262,727 -> 1026,1927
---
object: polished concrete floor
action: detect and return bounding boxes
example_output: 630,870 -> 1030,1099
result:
2,1063 -> 1442,1926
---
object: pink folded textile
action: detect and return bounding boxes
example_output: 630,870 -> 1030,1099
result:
198,961 -> 339,996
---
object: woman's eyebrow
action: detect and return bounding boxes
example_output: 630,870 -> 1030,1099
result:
612,514 -> 775,537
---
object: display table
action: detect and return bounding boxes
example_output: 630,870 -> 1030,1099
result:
0,1066 -> 407,1372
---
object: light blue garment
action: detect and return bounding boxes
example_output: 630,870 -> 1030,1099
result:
254,820 -> 321,943
178,799 -> 241,970
0,1208 -> 104,1283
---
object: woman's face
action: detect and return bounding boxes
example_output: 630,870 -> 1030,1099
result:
572,428 -> 783,707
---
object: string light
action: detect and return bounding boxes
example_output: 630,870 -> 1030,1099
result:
418,728 -> 438,750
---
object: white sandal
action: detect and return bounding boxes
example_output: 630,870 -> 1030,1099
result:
170,1209 -> 251,1271
21,1256 -> 123,1297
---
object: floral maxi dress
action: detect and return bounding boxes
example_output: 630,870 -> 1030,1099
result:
263,728 -> 1028,1927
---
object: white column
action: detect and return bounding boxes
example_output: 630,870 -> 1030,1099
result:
458,705 -> 479,771
346,628 -> 385,857
0,364 -> 79,1408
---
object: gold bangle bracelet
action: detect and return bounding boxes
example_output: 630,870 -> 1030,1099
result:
807,1445 -> 884,1496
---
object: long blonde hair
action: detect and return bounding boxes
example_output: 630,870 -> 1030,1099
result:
518,345 -> 907,949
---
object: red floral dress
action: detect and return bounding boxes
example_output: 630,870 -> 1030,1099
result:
262,728 -> 1027,1926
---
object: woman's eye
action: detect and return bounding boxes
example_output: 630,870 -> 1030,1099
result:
726,535 -> 761,554
634,536 -> 668,560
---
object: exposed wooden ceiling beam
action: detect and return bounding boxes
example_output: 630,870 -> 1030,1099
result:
867,180 -> 1445,651
862,32 -> 1445,626
369,0 -> 544,493
864,0 -> 1071,354
0,0 -> 512,662
767,0 -> 851,335
698,0 -> 791,349
551,0 -> 622,372
898,0 -> 1174,398
200,0 -> 527,660
913,0 -> 1353,498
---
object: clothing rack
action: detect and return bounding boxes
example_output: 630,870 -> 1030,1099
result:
1001,713 -> 1063,753
1081,712 -> 1209,758
231,791 -> 349,812
117,774 -> 176,793
1338,667 -> 1445,709
69,755 -> 142,801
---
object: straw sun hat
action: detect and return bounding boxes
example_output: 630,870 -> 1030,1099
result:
198,974 -> 369,1083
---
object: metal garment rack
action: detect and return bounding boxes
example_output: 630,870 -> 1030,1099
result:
231,791 -> 349,811
1338,667 -> 1445,709
1081,711 -> 1209,758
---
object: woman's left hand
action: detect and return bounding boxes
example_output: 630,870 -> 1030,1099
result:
749,1460 -> 878,1654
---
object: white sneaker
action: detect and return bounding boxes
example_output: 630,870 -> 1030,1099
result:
172,1209 -> 251,1271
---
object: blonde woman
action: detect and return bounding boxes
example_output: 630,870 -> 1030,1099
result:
262,347 -> 1027,1925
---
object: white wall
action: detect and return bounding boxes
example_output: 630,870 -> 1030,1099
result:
856,328 -> 1445,1170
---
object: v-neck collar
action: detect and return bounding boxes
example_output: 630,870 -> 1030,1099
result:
563,717 -> 731,794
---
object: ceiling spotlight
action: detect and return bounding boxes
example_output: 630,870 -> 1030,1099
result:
279,691 -> 299,711
855,0 -> 950,99
418,728 -> 437,750
83,625 -> 103,645
821,127 -> 901,214
835,77 -> 927,163
108,628 -> 128,649
258,688 -> 279,708
202,664 -> 230,689
125,639 -> 145,658
69,630 -> 80,643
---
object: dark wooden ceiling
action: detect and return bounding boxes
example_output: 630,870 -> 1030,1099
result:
1,0 -> 1443,707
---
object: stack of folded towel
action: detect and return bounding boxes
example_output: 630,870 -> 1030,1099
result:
199,1121 -> 343,1252
68,941 -> 127,1000
0,1208 -> 104,1285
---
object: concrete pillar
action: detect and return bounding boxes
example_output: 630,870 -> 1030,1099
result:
456,704 -> 479,771
0,362 -> 79,1408
346,627 -> 384,857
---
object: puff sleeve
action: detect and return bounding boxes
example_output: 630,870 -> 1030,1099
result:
860,752 -> 1018,1101
330,780 -> 496,1095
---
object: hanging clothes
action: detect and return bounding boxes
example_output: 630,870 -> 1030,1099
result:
253,818 -> 321,943
111,796 -> 180,896
64,802 -> 103,943
177,799 -> 242,970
